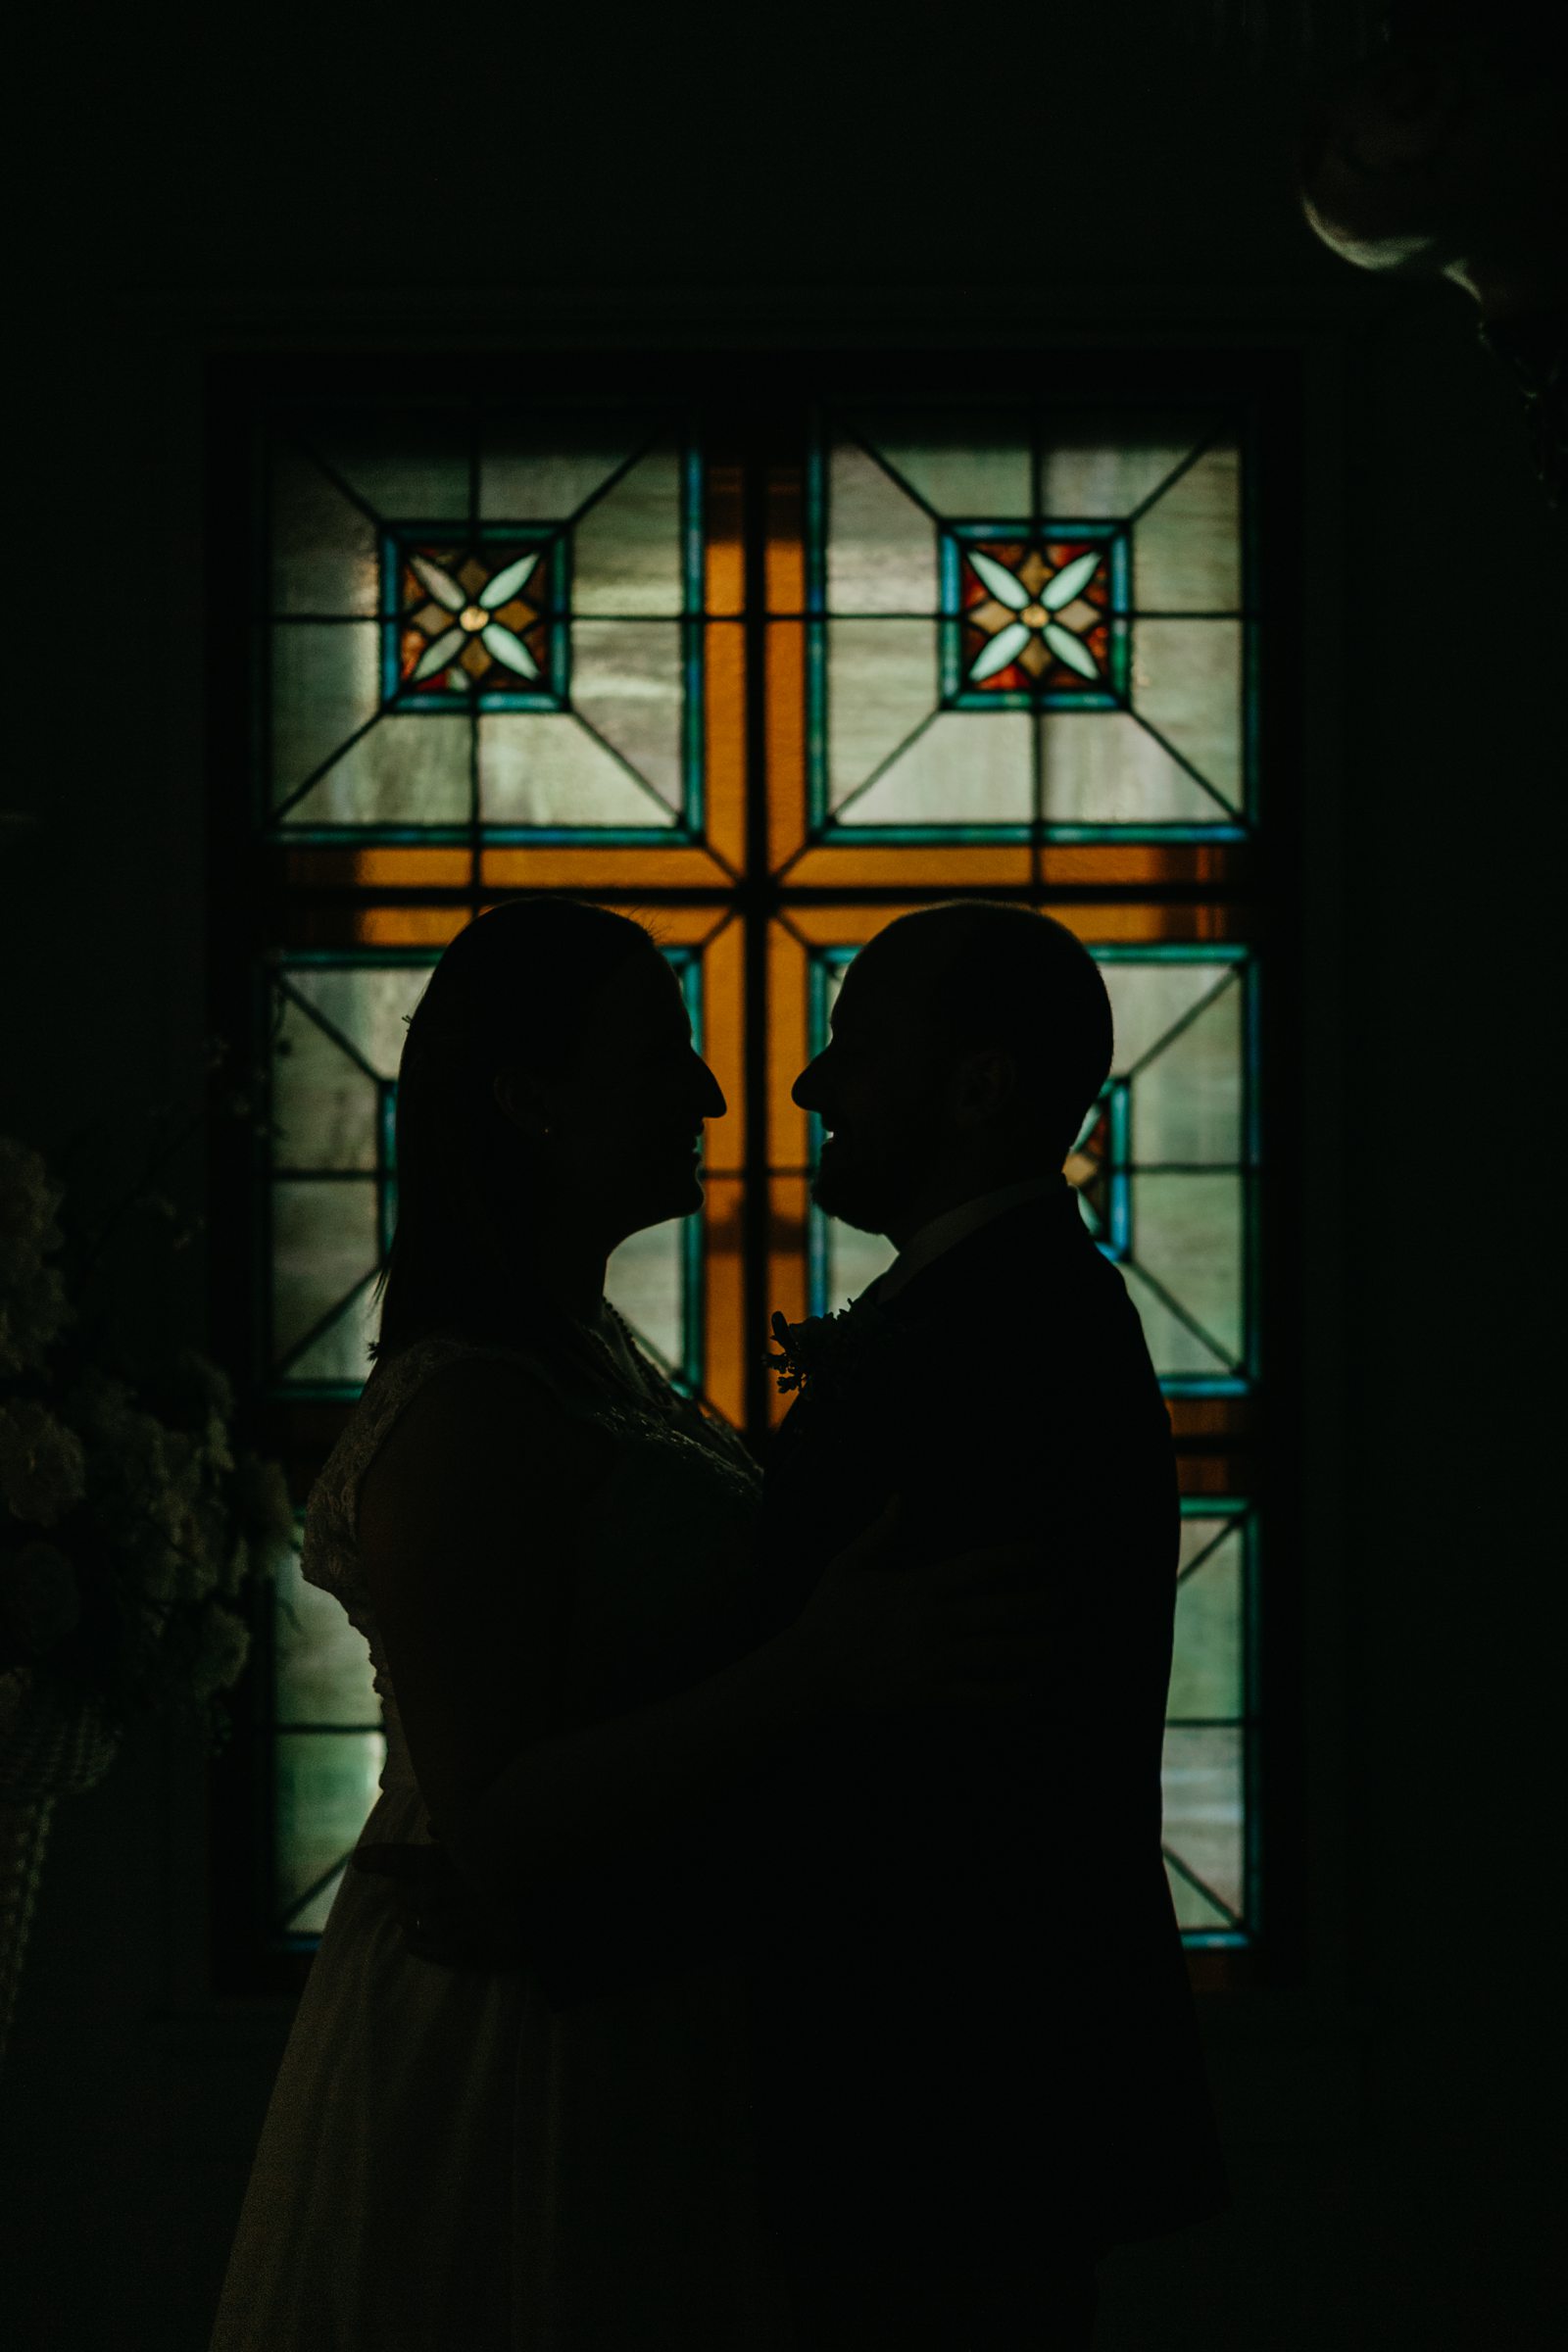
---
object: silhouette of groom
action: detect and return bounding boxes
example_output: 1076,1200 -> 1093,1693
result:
743,903 -> 1225,2349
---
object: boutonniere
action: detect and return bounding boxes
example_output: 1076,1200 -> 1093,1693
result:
765,1298 -> 886,1396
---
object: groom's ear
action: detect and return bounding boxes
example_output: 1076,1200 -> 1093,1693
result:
950,1044 -> 1016,1129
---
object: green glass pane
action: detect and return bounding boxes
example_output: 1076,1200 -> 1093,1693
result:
1039,421 -> 1209,519
1129,1173 -> 1246,1366
480,416 -> 645,521
281,712 -> 471,831
270,624 -> 380,808
1132,443 -> 1241,612
1165,1861 -> 1236,1934
825,1221 -> 896,1316
826,440 -> 938,613
825,620 -> 938,814
1038,712 -> 1233,830
478,712 -> 678,828
833,710 -> 1032,829
1118,1261 -> 1234,1379
849,413 -> 1030,518
274,1729 -> 385,1921
570,622 -> 686,813
1131,977 -> 1243,1164
1129,620 -> 1244,811
1161,1725 -> 1245,1922
1168,1525 -> 1244,1720
572,447 -> 684,615
271,992 -> 378,1171
286,963 -> 430,1081
304,416 -> 468,520
271,1179 -> 379,1365
286,1862 -> 349,1937
275,1532 -> 380,1726
607,1220 -> 685,1370
270,445 -> 378,616
1101,958 -> 1232,1079
283,1279 -> 380,1392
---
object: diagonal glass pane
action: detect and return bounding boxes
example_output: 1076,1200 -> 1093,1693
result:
409,554 -> 466,612
480,550 -> 541,609
1043,549 -> 1103,610
1043,621 -> 1100,679
967,550 -> 1030,611
968,619 -> 1032,684
479,622 -> 538,678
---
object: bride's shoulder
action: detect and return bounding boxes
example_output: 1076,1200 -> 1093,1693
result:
360,1339 -> 613,1518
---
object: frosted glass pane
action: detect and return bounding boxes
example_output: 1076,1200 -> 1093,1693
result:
307,417 -> 467,519
1133,443 -> 1241,611
287,1863 -> 348,1937
1168,1526 -> 1243,1720
1161,1726 -> 1244,1920
1131,621 -> 1244,811
275,1730 -> 385,1917
606,1221 -> 684,1368
570,622 -> 685,813
280,712 -> 471,830
270,625 -> 380,806
275,1534 -> 379,1726
824,1219 -> 896,1316
1040,422 -> 1208,518
478,713 -> 678,828
826,442 -> 939,612
833,710 -> 1032,829
1038,711 -> 1235,830
287,963 -> 430,1081
1132,977 -> 1243,1163
572,448 -> 683,614
851,414 -> 1030,517
270,446 -> 378,615
1118,1261 -> 1233,1378
271,1180 -> 379,1363
1130,1173 -> 1245,1365
285,1279 -> 380,1390
272,992 -> 378,1170
480,416 -> 643,520
825,621 -> 938,811
1101,959 -> 1232,1080
1165,1863 -> 1236,1933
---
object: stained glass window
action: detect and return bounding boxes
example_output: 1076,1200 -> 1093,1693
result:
221,374 -> 1270,1981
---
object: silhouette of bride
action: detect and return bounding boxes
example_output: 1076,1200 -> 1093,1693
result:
209,899 -> 1049,2352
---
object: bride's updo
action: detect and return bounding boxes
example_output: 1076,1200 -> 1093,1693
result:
370,899 -> 658,1363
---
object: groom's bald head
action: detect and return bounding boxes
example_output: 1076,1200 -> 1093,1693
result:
856,903 -> 1113,1156
794,900 -> 1115,1244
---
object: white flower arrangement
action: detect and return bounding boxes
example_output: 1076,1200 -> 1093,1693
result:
0,1132 -> 292,1762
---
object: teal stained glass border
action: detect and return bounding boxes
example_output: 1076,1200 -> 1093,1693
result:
258,945 -> 706,1403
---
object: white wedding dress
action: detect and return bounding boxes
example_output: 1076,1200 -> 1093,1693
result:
210,1325 -> 795,2351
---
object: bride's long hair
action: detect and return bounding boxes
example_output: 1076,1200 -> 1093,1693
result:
369,899 -> 658,1365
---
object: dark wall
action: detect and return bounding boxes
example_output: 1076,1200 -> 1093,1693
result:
4,13 -> 1561,2346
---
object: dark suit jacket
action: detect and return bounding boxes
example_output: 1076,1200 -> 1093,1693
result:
747,1179 -> 1226,2298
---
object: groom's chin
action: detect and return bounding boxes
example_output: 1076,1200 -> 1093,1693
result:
808,1170 -> 886,1236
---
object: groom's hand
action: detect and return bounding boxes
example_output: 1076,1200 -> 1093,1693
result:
351,1838 -> 535,1971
